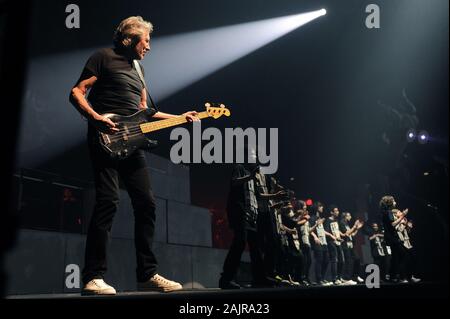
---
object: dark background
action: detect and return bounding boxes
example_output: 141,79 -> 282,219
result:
4,0 -> 449,284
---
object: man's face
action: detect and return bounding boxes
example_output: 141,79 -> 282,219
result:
346,213 -> 352,221
331,208 -> 339,217
134,33 -> 150,60
318,205 -> 324,214
372,223 -> 379,231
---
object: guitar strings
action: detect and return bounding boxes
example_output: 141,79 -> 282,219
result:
105,119 -> 188,142
104,112 -> 216,142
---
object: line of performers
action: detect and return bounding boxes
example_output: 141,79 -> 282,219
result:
219,163 -> 421,289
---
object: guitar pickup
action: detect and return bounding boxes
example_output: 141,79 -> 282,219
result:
101,133 -> 111,145
123,125 -> 129,141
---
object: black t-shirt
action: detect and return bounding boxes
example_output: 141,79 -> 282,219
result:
254,172 -> 272,214
381,209 -> 400,246
309,214 -> 327,248
281,209 -> 297,229
226,164 -> 258,231
324,217 -> 342,246
368,229 -> 390,257
281,208 -> 301,252
339,220 -> 353,247
76,48 -> 146,116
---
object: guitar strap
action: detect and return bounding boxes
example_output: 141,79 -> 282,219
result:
133,59 -> 158,150
133,60 -> 159,112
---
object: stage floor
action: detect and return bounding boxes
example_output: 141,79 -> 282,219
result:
6,282 -> 448,299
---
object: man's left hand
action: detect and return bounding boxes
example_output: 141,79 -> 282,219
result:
184,111 -> 200,122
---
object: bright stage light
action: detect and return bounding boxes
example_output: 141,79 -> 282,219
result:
278,9 -> 328,31
406,129 -> 416,142
418,130 -> 429,144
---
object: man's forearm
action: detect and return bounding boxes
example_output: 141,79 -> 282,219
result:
153,111 -> 181,119
232,174 -> 253,185
70,88 -> 99,120
392,215 -> 406,227
259,192 -> 278,199
324,231 -> 334,238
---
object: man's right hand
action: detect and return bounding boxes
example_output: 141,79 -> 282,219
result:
91,114 -> 119,134
275,190 -> 287,198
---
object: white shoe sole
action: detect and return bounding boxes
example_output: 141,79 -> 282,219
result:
137,284 -> 183,293
81,289 -> 116,296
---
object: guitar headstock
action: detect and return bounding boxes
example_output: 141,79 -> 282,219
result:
205,102 -> 231,119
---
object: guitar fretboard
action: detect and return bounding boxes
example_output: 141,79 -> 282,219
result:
140,111 -> 210,133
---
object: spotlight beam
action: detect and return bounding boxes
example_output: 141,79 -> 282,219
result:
145,9 -> 327,101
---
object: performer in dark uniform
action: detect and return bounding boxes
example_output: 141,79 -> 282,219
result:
368,222 -> 392,281
379,195 -> 409,283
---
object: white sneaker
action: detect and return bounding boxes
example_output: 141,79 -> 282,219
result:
137,274 -> 183,292
319,280 -> 331,286
82,279 -> 116,295
288,275 -> 301,286
410,276 -> 421,283
334,279 -> 342,285
356,276 -> 364,283
341,279 -> 357,285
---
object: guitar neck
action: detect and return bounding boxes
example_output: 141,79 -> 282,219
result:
140,111 -> 210,133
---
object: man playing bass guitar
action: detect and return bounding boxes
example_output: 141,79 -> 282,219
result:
69,16 -> 199,295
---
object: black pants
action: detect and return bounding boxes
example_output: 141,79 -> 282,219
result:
221,227 -> 265,284
389,242 -> 408,280
328,243 -> 345,281
342,246 -> 360,280
82,139 -> 157,284
257,211 -> 278,278
313,245 -> 329,282
286,248 -> 304,282
373,254 -> 391,280
300,244 -> 312,281
405,247 -> 418,279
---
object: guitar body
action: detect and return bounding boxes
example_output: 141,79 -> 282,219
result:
98,109 -> 157,159
97,103 -> 231,159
